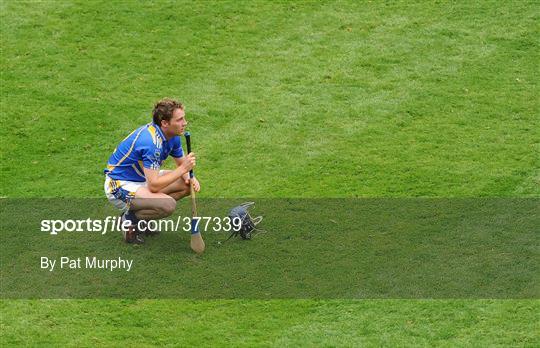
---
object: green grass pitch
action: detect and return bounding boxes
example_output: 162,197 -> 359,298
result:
1,0 -> 538,346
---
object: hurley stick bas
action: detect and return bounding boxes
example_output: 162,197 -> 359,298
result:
184,132 -> 205,254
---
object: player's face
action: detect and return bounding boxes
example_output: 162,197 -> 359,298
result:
166,108 -> 187,136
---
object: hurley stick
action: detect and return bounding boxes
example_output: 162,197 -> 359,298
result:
184,132 -> 205,254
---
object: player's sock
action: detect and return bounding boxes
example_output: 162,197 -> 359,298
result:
124,210 -> 139,224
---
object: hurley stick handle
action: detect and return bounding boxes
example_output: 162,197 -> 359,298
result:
184,132 -> 194,179
184,131 -> 197,217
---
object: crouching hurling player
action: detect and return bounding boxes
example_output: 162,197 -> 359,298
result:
103,98 -> 201,247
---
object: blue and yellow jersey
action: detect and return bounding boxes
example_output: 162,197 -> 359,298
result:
104,123 -> 184,182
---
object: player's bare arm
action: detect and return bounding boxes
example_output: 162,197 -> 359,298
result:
144,153 -> 196,193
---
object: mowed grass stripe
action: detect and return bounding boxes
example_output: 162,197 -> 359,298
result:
1,300 -> 538,346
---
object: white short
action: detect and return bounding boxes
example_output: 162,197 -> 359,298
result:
104,171 -> 166,212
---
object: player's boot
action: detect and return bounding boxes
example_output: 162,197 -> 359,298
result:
121,211 -> 144,244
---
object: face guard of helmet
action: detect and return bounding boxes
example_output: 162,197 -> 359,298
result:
227,202 -> 263,240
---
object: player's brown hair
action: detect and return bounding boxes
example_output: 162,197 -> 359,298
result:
152,98 -> 184,126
